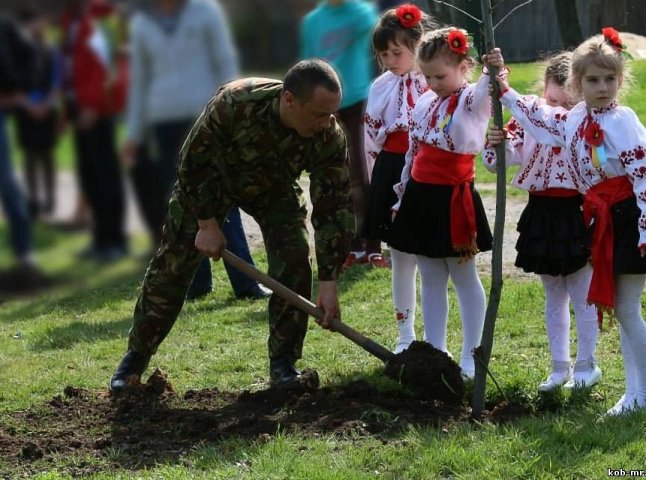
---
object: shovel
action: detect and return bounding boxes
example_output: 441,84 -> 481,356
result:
221,249 -> 395,364
221,249 -> 464,402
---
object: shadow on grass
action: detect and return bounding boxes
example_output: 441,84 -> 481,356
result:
27,316 -> 135,351
1,256 -> 148,324
23,277 -> 270,351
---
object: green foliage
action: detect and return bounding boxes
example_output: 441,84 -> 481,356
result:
2,228 -> 646,477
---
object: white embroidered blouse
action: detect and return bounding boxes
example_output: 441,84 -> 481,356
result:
501,88 -> 646,244
482,110 -> 579,192
393,74 -> 492,210
363,70 -> 428,181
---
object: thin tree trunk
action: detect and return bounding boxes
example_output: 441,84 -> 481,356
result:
472,0 -> 506,420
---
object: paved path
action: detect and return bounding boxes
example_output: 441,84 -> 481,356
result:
3,170 -> 528,277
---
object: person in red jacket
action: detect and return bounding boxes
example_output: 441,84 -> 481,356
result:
60,0 -> 128,262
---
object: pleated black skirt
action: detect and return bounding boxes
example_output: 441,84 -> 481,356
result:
385,179 -> 492,257
363,150 -> 405,243
515,193 -> 589,276
607,196 -> 646,274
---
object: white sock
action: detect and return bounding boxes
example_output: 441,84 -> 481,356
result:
618,326 -> 639,407
416,256 -> 449,352
615,275 -> 646,409
391,248 -> 417,351
447,257 -> 486,373
566,264 -> 599,363
540,274 -> 571,364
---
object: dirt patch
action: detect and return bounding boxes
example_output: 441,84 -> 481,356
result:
0,371 -> 529,477
385,341 -> 465,403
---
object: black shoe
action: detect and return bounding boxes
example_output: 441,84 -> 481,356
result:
237,284 -> 272,300
109,350 -> 151,394
269,356 -> 301,386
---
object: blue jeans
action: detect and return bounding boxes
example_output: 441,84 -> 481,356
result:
188,207 -> 258,298
152,119 -> 258,298
0,111 -> 32,259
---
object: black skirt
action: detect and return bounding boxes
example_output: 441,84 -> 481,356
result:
606,196 -> 646,274
515,193 -> 589,276
385,179 -> 493,257
363,150 -> 405,242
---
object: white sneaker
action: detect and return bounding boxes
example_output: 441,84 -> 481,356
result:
604,394 -> 644,417
538,360 -> 571,392
564,359 -> 602,389
394,340 -> 412,354
538,371 -> 572,392
459,356 -> 475,381
460,369 -> 475,381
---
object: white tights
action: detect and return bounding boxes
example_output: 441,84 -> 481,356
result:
540,264 -> 598,367
615,275 -> 646,408
391,248 -> 418,352
415,256 -> 486,373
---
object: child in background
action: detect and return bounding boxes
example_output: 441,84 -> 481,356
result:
363,4 -> 434,352
484,52 -> 601,392
14,8 -> 62,218
498,28 -> 646,415
387,28 -> 498,378
300,0 -> 379,268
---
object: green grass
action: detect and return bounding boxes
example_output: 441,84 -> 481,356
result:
2,223 -> 646,478
3,61 -> 646,478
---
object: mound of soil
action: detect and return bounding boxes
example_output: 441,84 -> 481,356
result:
0,369 -> 525,477
384,341 -> 465,403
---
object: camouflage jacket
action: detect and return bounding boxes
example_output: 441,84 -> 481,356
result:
177,78 -> 355,280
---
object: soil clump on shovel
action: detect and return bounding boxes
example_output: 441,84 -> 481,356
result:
221,250 -> 465,404
384,341 -> 465,404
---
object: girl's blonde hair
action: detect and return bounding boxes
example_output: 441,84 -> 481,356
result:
567,34 -> 630,101
417,27 -> 476,71
372,8 -> 436,69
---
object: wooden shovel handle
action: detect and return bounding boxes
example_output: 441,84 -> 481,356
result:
221,249 -> 395,363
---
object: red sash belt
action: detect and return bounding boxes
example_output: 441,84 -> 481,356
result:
412,144 -> 477,253
583,175 -> 633,323
383,130 -> 409,154
531,188 -> 579,198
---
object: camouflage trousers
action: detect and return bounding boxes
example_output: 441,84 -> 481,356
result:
128,183 -> 312,361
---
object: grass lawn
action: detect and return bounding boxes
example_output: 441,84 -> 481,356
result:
2,61 -> 646,478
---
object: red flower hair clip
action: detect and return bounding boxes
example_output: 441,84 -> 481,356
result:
395,4 -> 422,28
447,29 -> 469,55
602,27 -> 633,60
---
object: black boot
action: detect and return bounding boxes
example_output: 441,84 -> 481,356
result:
109,350 -> 151,394
269,356 -> 301,386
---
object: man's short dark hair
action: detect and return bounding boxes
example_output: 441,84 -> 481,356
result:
282,59 -> 341,103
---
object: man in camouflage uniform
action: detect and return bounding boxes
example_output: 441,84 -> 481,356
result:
109,59 -> 355,392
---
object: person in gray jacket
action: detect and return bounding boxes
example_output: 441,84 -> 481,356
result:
122,0 -> 270,300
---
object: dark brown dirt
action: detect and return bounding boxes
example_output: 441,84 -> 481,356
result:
384,341 -> 465,403
0,368 -> 525,477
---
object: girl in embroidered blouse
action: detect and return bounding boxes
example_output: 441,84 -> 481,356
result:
386,27 -> 498,378
484,53 -> 601,393
497,29 -> 646,416
362,4 -> 434,353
